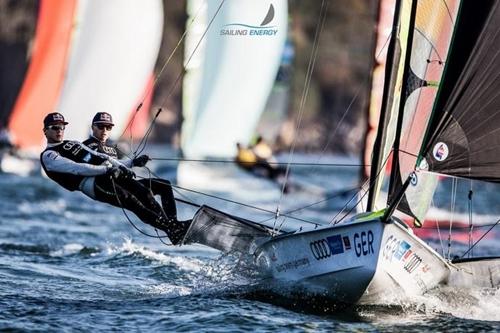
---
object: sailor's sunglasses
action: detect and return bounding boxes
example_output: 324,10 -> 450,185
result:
95,124 -> 113,131
46,125 -> 65,131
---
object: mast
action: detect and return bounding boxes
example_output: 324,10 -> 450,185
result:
387,0 -> 418,200
366,0 -> 402,211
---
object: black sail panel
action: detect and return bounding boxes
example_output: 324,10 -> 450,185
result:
423,1 -> 500,182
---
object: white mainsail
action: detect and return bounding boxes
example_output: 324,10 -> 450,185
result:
57,0 -> 164,142
181,0 -> 288,158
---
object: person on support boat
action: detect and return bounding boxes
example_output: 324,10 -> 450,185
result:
82,112 -> 186,239
235,139 -> 289,192
235,142 -> 258,171
251,135 -> 286,181
40,112 -> 190,245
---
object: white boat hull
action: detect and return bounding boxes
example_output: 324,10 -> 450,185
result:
254,216 -> 451,305
184,207 -> 499,306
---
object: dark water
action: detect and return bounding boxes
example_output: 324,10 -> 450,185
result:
1,157 -> 499,331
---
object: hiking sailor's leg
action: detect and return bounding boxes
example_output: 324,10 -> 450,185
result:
93,176 -> 190,245
118,178 -> 167,219
138,178 -> 177,220
115,177 -> 190,245
93,176 -> 166,229
137,178 -> 191,244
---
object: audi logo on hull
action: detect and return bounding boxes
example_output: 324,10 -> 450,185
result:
310,239 -> 331,260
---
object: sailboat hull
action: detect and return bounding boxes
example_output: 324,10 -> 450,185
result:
254,217 -> 450,305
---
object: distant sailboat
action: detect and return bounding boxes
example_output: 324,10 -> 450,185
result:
178,0 -> 288,194
181,0 -> 500,306
181,0 -> 288,158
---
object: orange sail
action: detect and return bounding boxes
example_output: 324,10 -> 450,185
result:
124,75 -> 155,142
8,0 -> 76,149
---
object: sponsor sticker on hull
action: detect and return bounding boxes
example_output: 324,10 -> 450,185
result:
310,230 -> 374,261
383,235 -> 428,274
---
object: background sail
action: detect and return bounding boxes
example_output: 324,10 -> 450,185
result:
57,0 -> 163,142
388,0 -> 460,223
8,0 -> 76,150
422,1 -> 500,182
181,0 -> 288,158
362,0 -> 394,184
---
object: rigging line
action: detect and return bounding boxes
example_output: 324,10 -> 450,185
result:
118,0 -> 208,148
420,222 -> 500,230
110,177 -> 170,240
330,152 -> 392,225
135,167 -> 201,208
447,177 -> 457,260
140,163 -> 357,228
398,149 -> 419,159
133,0 -> 227,156
431,197 -> 446,257
134,167 -> 318,224
468,181 -> 474,257
274,25 -> 395,232
137,166 -> 360,229
331,178 -> 371,225
299,30 -> 393,190
273,0 -> 329,233
315,32 -> 393,165
282,33 -> 394,223
150,156 -> 369,168
257,186 -> 360,225
173,183 -> 320,226
460,219 -> 500,259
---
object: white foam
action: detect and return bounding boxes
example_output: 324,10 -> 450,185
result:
145,283 -> 193,297
105,238 -> 205,272
399,287 -> 500,322
436,287 -> 500,321
50,243 -> 84,257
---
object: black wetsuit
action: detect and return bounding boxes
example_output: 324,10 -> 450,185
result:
82,136 -> 178,221
40,140 -> 168,231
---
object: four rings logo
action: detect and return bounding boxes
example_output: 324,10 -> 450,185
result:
310,239 -> 331,260
309,234 -> 345,260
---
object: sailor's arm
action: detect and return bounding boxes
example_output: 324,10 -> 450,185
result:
118,156 -> 133,168
79,143 -> 130,169
115,145 -> 134,168
41,150 -> 111,176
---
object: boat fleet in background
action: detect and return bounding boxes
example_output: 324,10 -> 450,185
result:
0,0 -> 162,174
1,0 -> 499,308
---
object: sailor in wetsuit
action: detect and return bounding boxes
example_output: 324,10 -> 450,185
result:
82,112 -> 182,233
40,112 -> 189,245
